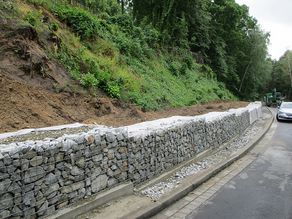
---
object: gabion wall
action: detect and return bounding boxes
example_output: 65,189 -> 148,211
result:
0,103 -> 262,218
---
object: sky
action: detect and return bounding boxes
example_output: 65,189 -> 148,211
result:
236,0 -> 292,60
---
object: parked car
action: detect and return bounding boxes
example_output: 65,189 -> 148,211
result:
277,102 -> 292,121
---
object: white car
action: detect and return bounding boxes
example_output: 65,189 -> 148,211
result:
277,102 -> 292,121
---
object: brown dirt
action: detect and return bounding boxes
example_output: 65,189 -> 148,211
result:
0,19 -> 248,134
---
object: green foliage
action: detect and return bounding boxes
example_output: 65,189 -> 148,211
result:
106,82 -> 121,98
269,51 -> 292,100
24,11 -> 42,26
69,0 -> 121,15
55,45 -> 81,80
133,0 -> 272,100
20,0 -> 236,110
80,73 -> 99,88
49,21 -> 59,31
52,4 -> 105,40
26,0 -> 46,6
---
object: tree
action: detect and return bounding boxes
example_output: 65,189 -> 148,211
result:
270,51 -> 292,100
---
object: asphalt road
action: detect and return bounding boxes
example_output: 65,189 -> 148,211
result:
188,119 -> 292,219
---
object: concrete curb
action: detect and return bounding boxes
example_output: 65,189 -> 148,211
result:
46,182 -> 133,219
125,108 -> 274,219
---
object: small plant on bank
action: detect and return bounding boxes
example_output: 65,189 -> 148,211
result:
24,11 -> 42,26
80,73 -> 99,88
49,21 -> 59,31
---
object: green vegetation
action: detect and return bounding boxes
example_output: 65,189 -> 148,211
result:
4,0 -> 277,110
269,51 -> 292,100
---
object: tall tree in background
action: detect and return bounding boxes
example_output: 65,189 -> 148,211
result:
133,0 -> 211,56
270,51 -> 292,100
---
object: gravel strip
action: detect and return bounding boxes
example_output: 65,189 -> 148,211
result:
0,126 -> 95,145
141,116 -> 267,201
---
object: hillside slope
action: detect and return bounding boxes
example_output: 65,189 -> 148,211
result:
0,0 -> 240,132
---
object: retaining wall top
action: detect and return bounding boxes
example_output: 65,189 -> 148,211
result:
0,102 -> 262,151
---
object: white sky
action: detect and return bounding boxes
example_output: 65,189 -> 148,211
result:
236,0 -> 292,60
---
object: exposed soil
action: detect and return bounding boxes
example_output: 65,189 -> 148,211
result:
0,19 -> 248,134
0,73 -> 247,133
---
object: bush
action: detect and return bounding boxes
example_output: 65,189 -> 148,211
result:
56,45 -> 81,80
52,5 -> 103,40
80,73 -> 99,88
24,11 -> 42,26
106,82 -> 121,98
49,21 -> 59,31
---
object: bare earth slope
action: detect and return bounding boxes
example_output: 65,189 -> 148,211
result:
0,19 -> 247,133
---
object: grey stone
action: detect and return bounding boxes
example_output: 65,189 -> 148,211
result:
23,191 -> 36,206
61,181 -> 84,193
23,206 -> 35,219
78,188 -> 86,197
71,166 -> 83,176
12,206 -> 22,217
45,183 -> 59,196
91,167 -> 101,179
8,182 -> 21,193
61,139 -> 77,152
14,194 -> 22,206
85,178 -> 91,186
0,193 -> 13,210
108,178 -> 117,187
76,157 -> 85,168
55,153 -> 64,162
116,133 -> 124,141
36,191 -> 44,201
45,173 -> 57,185
111,165 -> 118,170
92,154 -> 103,163
30,156 -> 43,167
37,200 -> 48,216
23,183 -> 34,193
84,148 -> 91,158
23,150 -> 37,159
24,166 -> 45,184
21,159 -> 30,171
107,169 -> 114,177
91,175 -> 108,193
75,134 -> 86,144
106,133 -> 116,143
94,134 -> 101,144
48,193 -> 61,205
0,179 -> 11,194
47,191 -> 57,200
6,165 -> 16,174
46,205 -> 56,215
0,210 -> 10,218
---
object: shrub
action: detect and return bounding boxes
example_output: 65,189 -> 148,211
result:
80,73 -> 99,88
52,5 -> 101,40
49,21 -> 59,31
24,11 -> 42,26
106,82 -> 121,98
